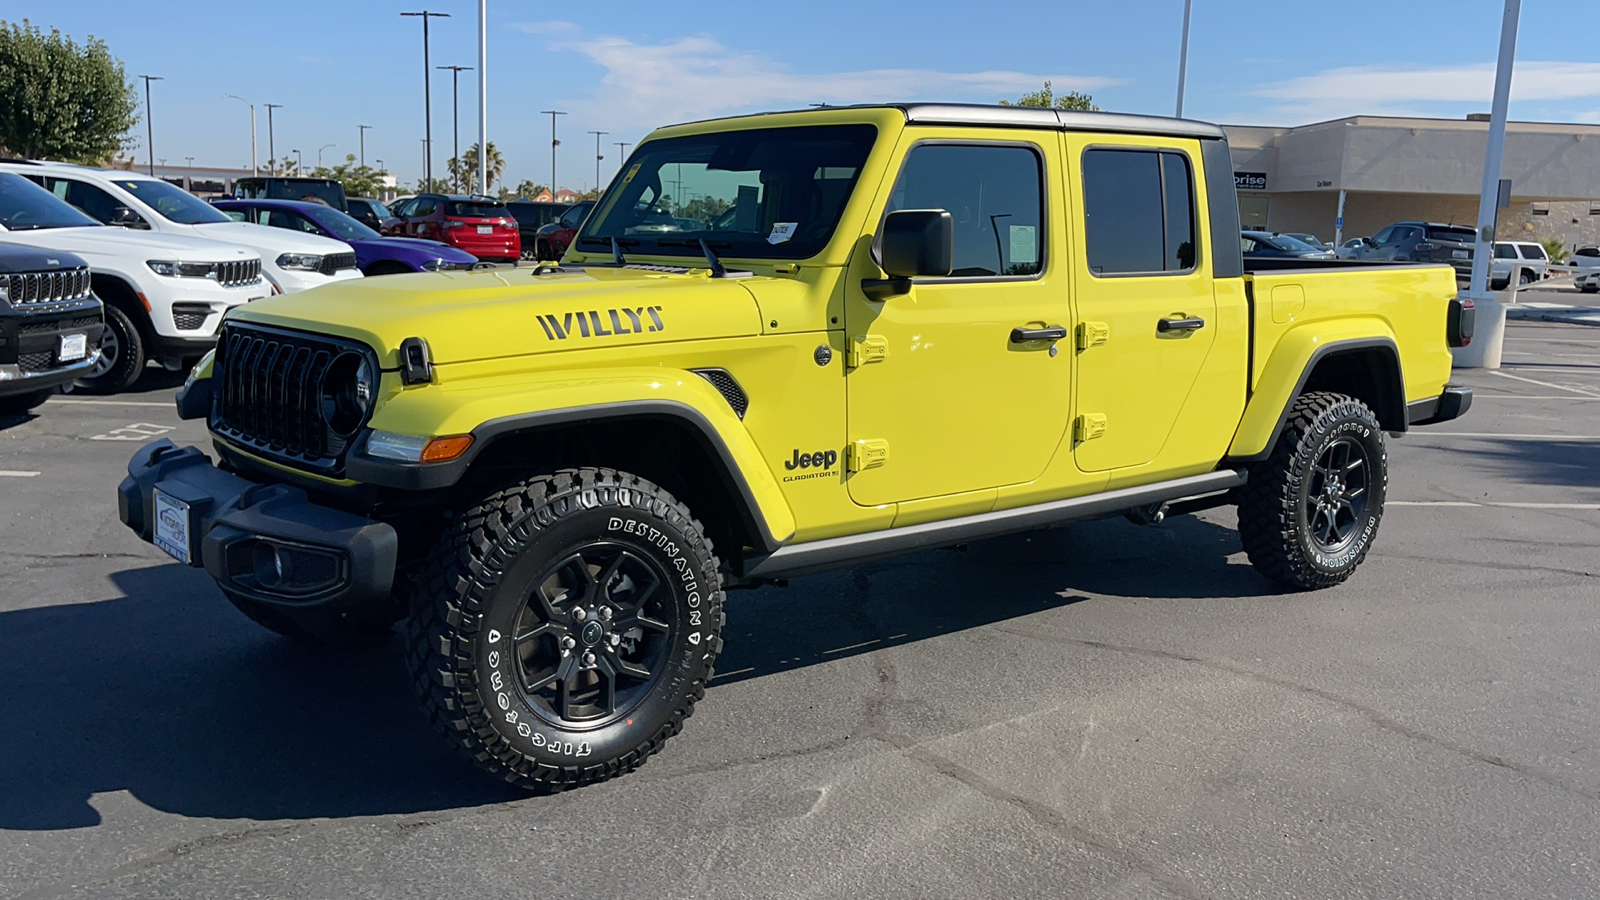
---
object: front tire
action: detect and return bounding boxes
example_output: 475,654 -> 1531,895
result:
1238,392 -> 1388,591
406,467 -> 724,791
76,304 -> 145,394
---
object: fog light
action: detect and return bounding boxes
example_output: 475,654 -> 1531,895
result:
253,542 -> 287,588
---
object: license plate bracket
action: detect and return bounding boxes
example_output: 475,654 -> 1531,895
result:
153,489 -> 192,564
1452,249 -> 1469,259
476,225 -> 492,235
58,332 -> 87,362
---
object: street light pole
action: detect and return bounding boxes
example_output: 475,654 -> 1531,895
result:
438,65 -> 472,191
223,94 -> 258,176
1459,0 -> 1524,369
293,149 -> 302,175
317,143 -> 336,168
1175,0 -> 1193,117
541,110 -> 566,198
357,124 -> 372,168
401,11 -> 451,188
264,104 -> 283,174
589,131 -> 608,192
138,75 -> 163,175
614,141 -> 631,176
477,0 -> 488,200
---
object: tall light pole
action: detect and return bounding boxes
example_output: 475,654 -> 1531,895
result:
477,0 -> 488,200
614,141 -> 632,176
589,131 -> 608,192
184,155 -> 194,168
223,94 -> 258,176
401,11 -> 451,187
264,103 -> 283,174
138,75 -> 163,175
317,143 -> 336,168
357,124 -> 373,168
1175,0 -> 1193,117
438,65 -> 472,191
542,110 -> 566,197
1459,0 -> 1524,369
293,149 -> 302,175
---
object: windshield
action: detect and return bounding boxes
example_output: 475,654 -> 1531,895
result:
577,124 -> 877,260
0,173 -> 100,231
113,179 -> 231,224
306,207 -> 380,241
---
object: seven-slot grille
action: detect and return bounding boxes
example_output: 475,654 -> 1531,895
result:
211,324 -> 371,470
214,259 -> 263,286
318,253 -> 357,275
6,267 -> 92,307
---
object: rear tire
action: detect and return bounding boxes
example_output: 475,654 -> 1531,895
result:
0,388 -> 54,416
405,467 -> 724,791
1237,392 -> 1387,591
1519,269 -> 1536,285
535,240 -> 553,261
76,304 -> 144,394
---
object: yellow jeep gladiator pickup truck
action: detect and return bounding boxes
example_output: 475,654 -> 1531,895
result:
118,104 -> 1475,790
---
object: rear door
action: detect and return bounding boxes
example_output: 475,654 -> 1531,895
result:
1064,136 -> 1218,473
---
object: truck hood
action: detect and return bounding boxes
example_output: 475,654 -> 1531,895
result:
230,264 -> 765,366
0,225 -> 258,264
190,221 -> 354,256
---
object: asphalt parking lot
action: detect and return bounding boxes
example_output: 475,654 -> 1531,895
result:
3,321 -> 1598,900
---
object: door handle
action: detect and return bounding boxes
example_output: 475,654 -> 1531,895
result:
1157,316 -> 1206,334
1010,325 -> 1068,343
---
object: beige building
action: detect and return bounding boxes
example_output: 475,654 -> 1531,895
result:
1224,115 -> 1600,251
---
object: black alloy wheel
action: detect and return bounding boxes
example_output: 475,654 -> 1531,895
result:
1303,435 -> 1370,557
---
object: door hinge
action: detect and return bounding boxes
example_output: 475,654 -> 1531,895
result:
847,439 -> 890,472
849,335 -> 889,368
1076,321 -> 1110,351
1074,413 -> 1107,443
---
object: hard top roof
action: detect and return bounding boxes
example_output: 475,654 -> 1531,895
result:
668,103 -> 1226,141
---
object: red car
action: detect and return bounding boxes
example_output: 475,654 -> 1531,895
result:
532,200 -> 594,261
389,193 -> 521,263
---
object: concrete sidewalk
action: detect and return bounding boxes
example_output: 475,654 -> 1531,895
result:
1504,299 -> 1600,327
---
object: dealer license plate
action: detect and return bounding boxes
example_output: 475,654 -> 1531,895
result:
153,489 -> 192,564
1452,250 -> 1469,259
477,225 -> 493,234
58,333 -> 87,362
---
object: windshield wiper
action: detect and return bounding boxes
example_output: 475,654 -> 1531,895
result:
656,238 -> 735,278
576,235 -> 640,267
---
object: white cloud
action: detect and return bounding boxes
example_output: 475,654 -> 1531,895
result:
1248,61 -> 1600,123
543,31 -> 1120,134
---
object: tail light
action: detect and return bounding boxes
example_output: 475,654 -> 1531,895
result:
1414,242 -> 1436,252
1448,296 -> 1475,348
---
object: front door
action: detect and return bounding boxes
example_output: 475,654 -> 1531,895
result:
1066,139 -> 1217,473
844,136 -> 1072,507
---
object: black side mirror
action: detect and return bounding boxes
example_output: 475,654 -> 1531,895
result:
865,209 -> 953,299
110,206 -> 147,229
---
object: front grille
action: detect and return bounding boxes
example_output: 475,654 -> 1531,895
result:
211,323 -> 374,471
691,368 -> 749,419
319,253 -> 357,275
17,315 -> 99,336
5,267 -> 92,307
214,259 -> 262,287
171,303 -> 210,331
18,351 -> 52,372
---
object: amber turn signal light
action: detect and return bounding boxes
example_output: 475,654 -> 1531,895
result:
420,434 -> 474,463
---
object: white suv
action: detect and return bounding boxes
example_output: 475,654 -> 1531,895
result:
1490,241 -> 1550,289
2,162 -> 362,295
0,172 -> 267,393
1572,247 -> 1600,294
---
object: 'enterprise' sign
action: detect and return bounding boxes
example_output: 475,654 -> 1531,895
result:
1234,171 -> 1268,191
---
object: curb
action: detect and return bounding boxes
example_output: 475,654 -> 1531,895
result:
1504,306 -> 1600,328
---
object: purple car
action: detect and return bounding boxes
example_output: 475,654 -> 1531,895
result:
211,199 -> 479,276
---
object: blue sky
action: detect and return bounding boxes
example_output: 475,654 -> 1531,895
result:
9,1 -> 1597,190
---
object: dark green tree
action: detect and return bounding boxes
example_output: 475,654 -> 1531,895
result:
307,154 -> 386,198
0,20 -> 138,163
1000,80 -> 1098,111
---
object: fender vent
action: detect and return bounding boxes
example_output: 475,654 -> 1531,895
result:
691,368 -> 748,419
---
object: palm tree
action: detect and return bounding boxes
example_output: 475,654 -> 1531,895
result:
451,142 -> 505,194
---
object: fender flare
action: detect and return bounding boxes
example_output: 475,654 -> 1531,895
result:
1227,325 -> 1402,463
346,369 -> 797,552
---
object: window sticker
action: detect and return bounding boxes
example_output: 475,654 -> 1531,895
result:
768,222 -> 798,244
1009,224 -> 1038,266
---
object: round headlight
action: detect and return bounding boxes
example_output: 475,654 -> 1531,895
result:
320,352 -> 374,436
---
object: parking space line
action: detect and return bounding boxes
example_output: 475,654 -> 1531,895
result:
1405,432 -> 1600,441
0,470 -> 40,477
1390,501 -> 1600,510
1489,370 -> 1600,398
1471,394 -> 1600,400
54,399 -> 174,407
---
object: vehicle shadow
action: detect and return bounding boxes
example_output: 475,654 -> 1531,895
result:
0,515 -> 1266,830
1414,437 -> 1600,492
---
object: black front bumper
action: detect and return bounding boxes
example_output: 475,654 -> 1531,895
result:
0,303 -> 104,397
117,440 -> 398,638
1408,384 -> 1474,426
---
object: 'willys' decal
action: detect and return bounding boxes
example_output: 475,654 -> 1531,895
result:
537,307 -> 664,340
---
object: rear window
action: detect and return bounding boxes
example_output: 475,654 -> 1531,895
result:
1493,244 -> 1517,259
1426,226 -> 1476,243
447,201 -> 507,218
1519,244 -> 1548,260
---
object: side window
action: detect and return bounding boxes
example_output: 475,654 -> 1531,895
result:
1522,244 -> 1547,260
1371,226 -> 1395,245
1081,148 -> 1196,275
1493,244 -> 1517,259
559,205 -> 584,229
222,210 -> 246,222
56,177 -> 129,224
413,198 -> 437,217
885,143 -> 1044,277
